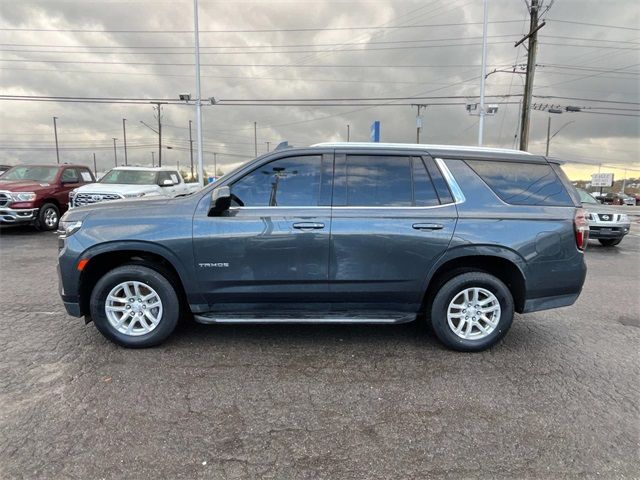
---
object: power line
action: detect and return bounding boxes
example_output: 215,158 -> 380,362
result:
546,18 -> 640,32
0,19 -> 523,34
0,35 -> 523,50
533,95 -> 640,106
0,41 -> 520,56
0,59 -> 515,68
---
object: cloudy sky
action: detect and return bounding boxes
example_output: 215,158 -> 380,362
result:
1,0 -> 638,180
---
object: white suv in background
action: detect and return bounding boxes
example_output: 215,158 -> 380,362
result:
69,166 -> 197,208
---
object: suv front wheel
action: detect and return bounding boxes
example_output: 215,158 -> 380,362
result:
430,272 -> 514,352
90,265 -> 180,347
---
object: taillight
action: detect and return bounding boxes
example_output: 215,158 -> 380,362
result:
574,208 -> 589,251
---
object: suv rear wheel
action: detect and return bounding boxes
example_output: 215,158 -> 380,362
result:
90,265 -> 180,347
430,272 -> 514,352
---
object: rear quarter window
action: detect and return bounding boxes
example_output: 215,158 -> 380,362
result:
465,160 -> 575,206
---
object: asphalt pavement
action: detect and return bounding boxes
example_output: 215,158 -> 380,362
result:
0,223 -> 638,479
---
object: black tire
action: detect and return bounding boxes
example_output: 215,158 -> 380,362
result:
598,238 -> 622,247
90,265 -> 180,348
35,202 -> 60,231
430,272 -> 514,352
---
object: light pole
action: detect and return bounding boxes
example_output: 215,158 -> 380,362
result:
193,0 -> 205,186
213,152 -> 217,179
188,120 -> 194,180
52,116 -> 60,164
254,121 -> 258,157
151,151 -> 155,167
122,118 -> 128,166
347,124 -> 350,142
92,152 -> 97,176
478,0 -> 489,146
112,138 -> 118,166
545,108 -> 575,157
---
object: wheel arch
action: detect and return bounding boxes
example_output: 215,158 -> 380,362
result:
78,241 -> 197,318
422,247 -> 527,314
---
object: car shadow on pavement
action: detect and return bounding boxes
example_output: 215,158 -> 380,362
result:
0,225 -> 53,236
169,318 -> 446,350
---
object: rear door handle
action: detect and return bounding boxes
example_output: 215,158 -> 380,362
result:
412,223 -> 444,231
293,222 -> 325,230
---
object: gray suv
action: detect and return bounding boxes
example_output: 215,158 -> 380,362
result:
57,143 -> 588,351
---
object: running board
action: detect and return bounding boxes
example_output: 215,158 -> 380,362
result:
193,312 -> 416,325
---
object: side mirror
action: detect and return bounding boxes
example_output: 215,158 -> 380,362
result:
209,186 -> 231,216
160,179 -> 175,187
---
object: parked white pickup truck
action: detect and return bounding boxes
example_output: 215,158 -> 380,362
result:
69,166 -> 200,208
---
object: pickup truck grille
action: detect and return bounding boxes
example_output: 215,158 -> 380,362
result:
72,192 -> 123,208
597,213 -> 615,222
0,192 -> 10,207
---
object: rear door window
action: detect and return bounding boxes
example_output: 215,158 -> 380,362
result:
345,155 -> 412,207
465,160 -> 574,206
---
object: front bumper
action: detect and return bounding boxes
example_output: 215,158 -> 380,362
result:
588,224 -> 630,239
0,206 -> 38,224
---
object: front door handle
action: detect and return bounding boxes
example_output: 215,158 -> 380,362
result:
293,222 -> 325,230
412,223 -> 444,231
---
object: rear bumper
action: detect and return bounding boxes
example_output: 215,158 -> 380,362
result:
523,292 -> 581,313
0,207 -> 38,224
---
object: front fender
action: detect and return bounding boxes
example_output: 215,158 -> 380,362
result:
80,240 -> 200,299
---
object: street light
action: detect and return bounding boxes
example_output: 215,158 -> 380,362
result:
545,105 -> 580,156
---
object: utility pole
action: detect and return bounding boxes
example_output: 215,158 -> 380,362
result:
92,152 -> 97,176
122,118 -> 128,166
347,124 -> 350,142
152,102 -> 163,167
414,105 -> 427,143
188,120 -> 194,180
517,0 -> 545,151
478,0 -> 488,146
253,121 -> 258,157
112,138 -> 118,166
193,0 -> 205,186
52,116 -> 60,164
213,152 -> 217,178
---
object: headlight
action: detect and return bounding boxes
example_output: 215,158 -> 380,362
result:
619,214 -> 629,222
10,192 -> 36,202
58,220 -> 83,237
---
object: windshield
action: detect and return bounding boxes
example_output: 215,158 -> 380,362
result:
577,188 -> 598,204
99,169 -> 158,185
1,166 -> 58,182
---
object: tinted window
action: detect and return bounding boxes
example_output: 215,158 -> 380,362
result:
424,158 -> 454,204
411,157 -> 439,206
232,155 -> 322,206
345,155 -> 412,206
61,168 -> 79,182
466,160 -> 574,206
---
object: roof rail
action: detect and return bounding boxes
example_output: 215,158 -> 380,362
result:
311,142 -> 533,155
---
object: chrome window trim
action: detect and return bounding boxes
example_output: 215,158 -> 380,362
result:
434,157 -> 466,204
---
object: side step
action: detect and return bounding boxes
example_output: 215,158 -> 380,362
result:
193,312 -> 416,325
